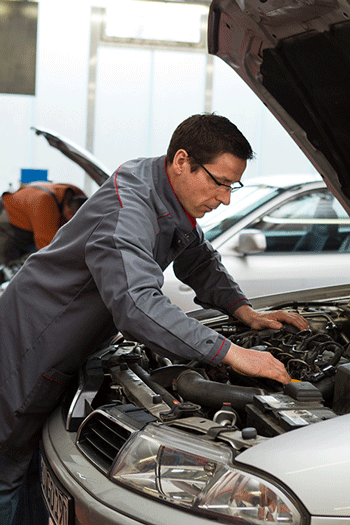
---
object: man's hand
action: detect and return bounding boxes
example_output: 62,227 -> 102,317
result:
222,343 -> 291,384
234,304 -> 308,331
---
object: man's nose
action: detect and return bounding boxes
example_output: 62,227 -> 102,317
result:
218,190 -> 231,206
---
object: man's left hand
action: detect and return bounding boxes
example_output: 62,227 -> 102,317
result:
234,304 -> 309,331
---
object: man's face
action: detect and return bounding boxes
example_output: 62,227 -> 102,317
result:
170,151 -> 246,218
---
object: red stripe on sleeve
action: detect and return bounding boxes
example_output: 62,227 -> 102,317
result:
227,298 -> 247,309
210,338 -> 226,362
114,167 -> 123,208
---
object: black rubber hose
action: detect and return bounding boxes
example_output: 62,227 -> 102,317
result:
150,365 -> 192,388
174,369 -> 265,411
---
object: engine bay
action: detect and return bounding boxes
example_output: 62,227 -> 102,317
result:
65,298 -> 350,468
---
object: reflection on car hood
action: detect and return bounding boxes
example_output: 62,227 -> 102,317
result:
208,0 -> 350,214
237,412 -> 350,517
32,127 -> 111,187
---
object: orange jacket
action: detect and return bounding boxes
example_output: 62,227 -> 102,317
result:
3,182 -> 86,249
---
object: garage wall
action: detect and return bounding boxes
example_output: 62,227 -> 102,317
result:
0,0 -> 91,194
93,48 -> 206,172
0,0 -> 318,196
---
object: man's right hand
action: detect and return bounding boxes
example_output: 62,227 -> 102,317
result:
222,342 -> 291,384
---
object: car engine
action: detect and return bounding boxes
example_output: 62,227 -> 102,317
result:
64,298 -> 350,473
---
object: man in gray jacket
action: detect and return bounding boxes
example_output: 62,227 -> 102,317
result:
0,113 -> 307,524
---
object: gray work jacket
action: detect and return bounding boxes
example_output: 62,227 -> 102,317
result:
0,155 -> 250,460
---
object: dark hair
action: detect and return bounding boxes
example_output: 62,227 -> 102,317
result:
167,113 -> 254,171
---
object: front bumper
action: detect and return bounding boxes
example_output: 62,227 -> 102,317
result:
42,405 -> 350,525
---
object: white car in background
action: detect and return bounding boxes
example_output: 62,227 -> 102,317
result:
163,174 -> 350,311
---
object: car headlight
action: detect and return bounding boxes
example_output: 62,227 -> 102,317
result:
110,423 -> 306,524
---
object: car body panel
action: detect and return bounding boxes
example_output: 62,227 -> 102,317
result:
236,413 -> 350,517
32,127 -> 111,187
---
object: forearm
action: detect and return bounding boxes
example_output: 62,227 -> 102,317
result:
174,241 -> 250,313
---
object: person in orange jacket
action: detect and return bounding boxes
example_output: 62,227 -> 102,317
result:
0,182 -> 87,264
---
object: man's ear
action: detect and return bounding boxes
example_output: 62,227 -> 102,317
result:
172,149 -> 188,175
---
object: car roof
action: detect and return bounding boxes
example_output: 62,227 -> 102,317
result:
245,173 -> 324,189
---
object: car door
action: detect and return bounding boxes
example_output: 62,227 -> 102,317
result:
218,188 -> 350,298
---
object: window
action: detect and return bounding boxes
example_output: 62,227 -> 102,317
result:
250,189 -> 350,253
104,1 -> 208,46
200,186 -> 280,242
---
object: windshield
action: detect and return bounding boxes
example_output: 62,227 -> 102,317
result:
199,185 -> 280,242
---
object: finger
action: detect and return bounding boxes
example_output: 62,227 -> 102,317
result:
267,319 -> 283,330
285,312 -> 309,330
269,360 -> 291,384
249,315 -> 283,330
252,351 -> 290,382
276,370 -> 291,384
272,310 -> 309,331
264,352 -> 291,382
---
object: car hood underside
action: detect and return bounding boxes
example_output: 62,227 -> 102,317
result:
208,0 -> 350,213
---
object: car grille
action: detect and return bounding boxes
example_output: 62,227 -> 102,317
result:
76,410 -> 132,473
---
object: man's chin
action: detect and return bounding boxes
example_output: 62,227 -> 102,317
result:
188,207 -> 213,218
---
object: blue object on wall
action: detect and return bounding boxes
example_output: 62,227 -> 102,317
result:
21,169 -> 48,184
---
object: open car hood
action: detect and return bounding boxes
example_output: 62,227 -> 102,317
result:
32,127 -> 110,187
208,0 -> 350,214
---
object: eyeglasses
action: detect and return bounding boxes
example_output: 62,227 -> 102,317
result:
190,156 -> 244,193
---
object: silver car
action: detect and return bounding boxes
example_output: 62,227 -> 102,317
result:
163,175 -> 350,311
40,1 -> 350,525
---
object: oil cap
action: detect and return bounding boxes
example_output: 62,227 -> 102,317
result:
242,427 -> 257,440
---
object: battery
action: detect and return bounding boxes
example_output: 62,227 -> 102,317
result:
246,392 -> 336,436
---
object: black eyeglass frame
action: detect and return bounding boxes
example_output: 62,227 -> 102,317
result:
189,156 -> 244,193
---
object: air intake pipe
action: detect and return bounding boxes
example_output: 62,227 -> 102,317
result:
174,369 -> 265,411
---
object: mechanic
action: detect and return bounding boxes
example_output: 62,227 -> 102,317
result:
0,181 -> 87,264
0,113 -> 308,524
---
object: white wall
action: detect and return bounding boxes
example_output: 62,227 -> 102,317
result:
0,0 -> 318,196
93,47 -> 206,170
0,0 -> 91,194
